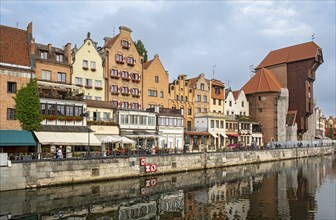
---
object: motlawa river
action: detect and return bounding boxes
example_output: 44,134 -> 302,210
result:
0,155 -> 335,220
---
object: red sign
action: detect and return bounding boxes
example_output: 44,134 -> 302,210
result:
150,178 -> 157,186
140,158 -> 146,166
150,164 -> 157,172
145,165 -> 151,173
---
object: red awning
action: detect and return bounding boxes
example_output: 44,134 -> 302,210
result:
227,133 -> 239,137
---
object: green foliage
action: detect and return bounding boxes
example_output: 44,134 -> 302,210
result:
134,40 -> 148,62
14,79 -> 42,131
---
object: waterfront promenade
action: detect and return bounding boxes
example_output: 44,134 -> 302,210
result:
0,145 -> 335,191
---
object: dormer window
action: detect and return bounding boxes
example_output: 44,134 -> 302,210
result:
115,54 -> 124,64
56,54 -> 63,62
121,40 -> 130,49
40,51 -> 48,59
127,57 -> 135,66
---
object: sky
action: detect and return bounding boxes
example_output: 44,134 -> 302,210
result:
1,0 -> 335,117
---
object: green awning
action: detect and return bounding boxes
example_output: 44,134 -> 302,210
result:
0,130 -> 37,147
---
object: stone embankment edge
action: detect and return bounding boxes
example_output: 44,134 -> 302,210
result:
0,146 -> 335,191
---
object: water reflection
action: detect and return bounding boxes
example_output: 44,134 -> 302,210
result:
0,155 -> 335,220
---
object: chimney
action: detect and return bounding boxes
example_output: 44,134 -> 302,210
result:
27,22 -> 32,34
104,37 -> 111,44
47,44 -> 52,51
119,26 -> 132,33
64,43 -> 71,64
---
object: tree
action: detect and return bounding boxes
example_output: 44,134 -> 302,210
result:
14,79 -> 42,131
134,40 -> 148,63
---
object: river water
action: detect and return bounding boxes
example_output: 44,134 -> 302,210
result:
0,155 -> 335,220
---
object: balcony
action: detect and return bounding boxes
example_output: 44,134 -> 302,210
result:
146,107 -> 182,115
195,112 -> 225,118
38,84 -> 84,101
95,86 -> 103,90
87,117 -> 118,126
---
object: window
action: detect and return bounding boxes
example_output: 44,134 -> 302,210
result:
176,95 -> 179,100
258,108 -> 262,113
121,114 -> 129,124
229,100 -> 232,107
111,85 -> 118,93
57,72 -> 66,83
40,51 -> 48,59
95,96 -> 102,101
85,95 -> 92,100
85,78 -> 93,87
160,91 -> 164,98
103,112 -> 110,120
111,69 -> 119,78
220,121 -> 224,128
121,87 -> 129,94
226,111 -> 229,115
242,101 -> 244,107
155,76 -> 159,83
90,61 -> 96,70
148,89 -> 157,97
197,95 -> 201,102
42,70 -> 51,81
122,102 -> 129,108
83,60 -> 88,69
121,40 -> 130,49
188,108 -> 192,115
7,82 -> 16,93
203,95 -> 207,102
218,100 -> 221,105
133,103 -> 140,109
95,80 -> 102,88
213,99 -> 216,105
116,54 -> 124,63
216,120 -> 219,128
131,115 -> 138,124
132,88 -> 139,95
56,105 -> 65,115
132,73 -> 140,80
196,107 -> 201,113
215,87 -> 220,94
56,54 -> 63,62
258,96 -> 261,101
139,115 -> 147,125
121,71 -> 129,79
203,108 -> 207,112
180,96 -> 183,101
126,57 -> 135,65
7,108 -> 16,120
112,100 -> 118,107
148,116 -> 155,125
177,118 -> 183,126
185,96 -> 188,101
65,106 -> 74,116
74,106 -> 83,116
187,121 -> 192,131
75,77 -> 83,85
211,120 -> 214,128
200,83 -> 204,90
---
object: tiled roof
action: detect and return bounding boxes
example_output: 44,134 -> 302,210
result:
0,25 -> 31,67
232,90 -> 241,100
143,59 -> 153,69
257,41 -> 321,68
104,34 -> 119,48
241,68 -> 282,94
211,80 -> 224,87
225,88 -> 232,99
188,77 -> 198,85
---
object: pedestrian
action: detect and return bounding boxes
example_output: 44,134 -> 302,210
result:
55,148 -> 59,159
57,147 -> 63,159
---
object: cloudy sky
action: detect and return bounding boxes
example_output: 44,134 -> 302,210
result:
1,1 -> 335,116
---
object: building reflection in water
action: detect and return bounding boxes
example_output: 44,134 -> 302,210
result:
0,156 -> 334,220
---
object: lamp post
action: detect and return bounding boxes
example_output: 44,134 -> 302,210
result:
83,112 -> 90,157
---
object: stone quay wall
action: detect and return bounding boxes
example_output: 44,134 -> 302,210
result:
0,146 -> 334,191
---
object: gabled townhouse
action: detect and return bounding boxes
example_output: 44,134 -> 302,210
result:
103,26 -> 142,110
194,79 -> 226,151
224,89 -> 239,146
315,107 -> 326,139
31,37 -> 101,157
0,23 -> 37,153
142,54 -> 169,109
256,42 -> 323,140
147,107 -> 184,152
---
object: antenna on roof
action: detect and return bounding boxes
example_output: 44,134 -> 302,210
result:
249,65 -> 256,78
312,33 -> 315,41
224,80 -> 231,88
211,65 -> 216,79
16,22 -> 19,28
113,26 -> 115,36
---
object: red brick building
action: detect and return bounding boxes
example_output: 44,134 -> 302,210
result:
325,116 -> 336,139
0,23 -> 34,130
256,42 -> 323,138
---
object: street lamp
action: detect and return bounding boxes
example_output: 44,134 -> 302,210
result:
82,112 -> 90,157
